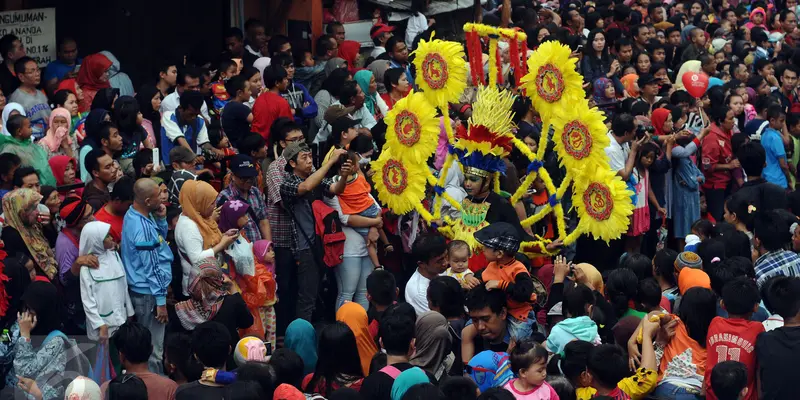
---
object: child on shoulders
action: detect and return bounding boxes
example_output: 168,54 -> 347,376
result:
443,240 -> 474,289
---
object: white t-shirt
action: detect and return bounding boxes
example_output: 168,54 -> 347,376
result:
405,269 -> 431,316
160,91 -> 210,121
604,131 -> 630,172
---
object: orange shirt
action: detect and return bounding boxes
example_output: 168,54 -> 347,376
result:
480,259 -> 533,320
658,319 -> 707,387
339,173 -> 375,215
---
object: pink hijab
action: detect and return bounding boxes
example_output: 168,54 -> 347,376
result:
253,240 -> 274,275
39,107 -> 73,152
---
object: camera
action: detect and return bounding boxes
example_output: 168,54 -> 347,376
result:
636,124 -> 655,139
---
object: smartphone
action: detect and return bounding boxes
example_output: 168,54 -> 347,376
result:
576,45 -> 583,52
152,148 -> 160,173
264,342 -> 273,356
225,229 -> 239,236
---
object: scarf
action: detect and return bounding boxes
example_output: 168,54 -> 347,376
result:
390,367 -> 430,400
254,57 -> 271,86
59,195 -> 89,228
678,267 -> 711,295
81,109 -> 110,152
49,155 -> 82,187
79,221 -> 125,282
253,239 -> 275,276
57,78 -> 79,96
338,41 -> 361,74
651,108 -> 672,136
468,351 -> 514,393
179,180 -> 223,248
354,70 -> 376,116
1,103 -> 25,136
40,107 -> 73,152
592,77 -> 614,104
575,263 -> 604,294
285,318 -> 318,375
673,60 -> 701,90
175,258 -> 229,330
367,60 -> 391,94
324,58 -> 347,78
274,384 -> 305,400
335,302 -> 379,376
77,54 -> 112,92
621,74 -> 640,98
217,199 -> 250,233
91,88 -> 120,111
100,51 -> 134,97
410,311 -> 452,376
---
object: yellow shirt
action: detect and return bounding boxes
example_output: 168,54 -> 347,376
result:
575,368 -> 658,400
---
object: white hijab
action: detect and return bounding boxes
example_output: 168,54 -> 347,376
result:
254,57 -> 272,87
79,221 -> 125,281
1,103 -> 26,136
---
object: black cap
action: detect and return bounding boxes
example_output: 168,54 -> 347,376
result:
230,154 -> 258,178
638,73 -> 658,88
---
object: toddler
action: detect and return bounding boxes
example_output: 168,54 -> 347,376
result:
334,151 -> 392,269
546,282 -> 601,355
296,51 -> 315,68
211,59 -> 239,115
710,361 -> 748,400
443,240 -> 473,288
204,129 -> 237,176
504,339 -> 558,399
79,221 -> 134,343
237,239 -> 277,349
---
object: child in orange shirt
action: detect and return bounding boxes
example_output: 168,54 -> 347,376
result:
334,150 -> 391,268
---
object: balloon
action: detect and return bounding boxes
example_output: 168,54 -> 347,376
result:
682,72 -> 710,98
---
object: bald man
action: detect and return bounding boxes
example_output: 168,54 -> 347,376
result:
120,178 -> 173,374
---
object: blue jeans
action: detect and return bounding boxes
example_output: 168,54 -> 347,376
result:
129,291 -> 165,375
507,310 -> 537,340
653,382 -> 702,400
353,204 -> 381,236
335,256 -> 372,311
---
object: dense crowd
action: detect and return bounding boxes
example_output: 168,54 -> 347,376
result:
0,0 -> 799,398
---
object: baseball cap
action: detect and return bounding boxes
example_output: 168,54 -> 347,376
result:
170,146 -> 197,164
769,32 -> 785,43
282,142 -> 311,163
638,73 -> 658,87
370,23 -> 395,39
711,38 -> 731,53
230,154 -> 258,178
331,116 -> 359,137
324,104 -> 355,125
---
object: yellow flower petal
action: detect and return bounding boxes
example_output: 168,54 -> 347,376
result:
383,91 -> 441,165
412,38 -> 468,107
571,167 -> 635,243
371,151 -> 429,215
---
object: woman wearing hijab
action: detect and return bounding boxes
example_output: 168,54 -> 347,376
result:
354,70 -> 388,121
367,60 -> 391,95
99,51 -> 134,97
6,281 -> 90,399
175,180 -> 237,297
1,102 -> 25,136
77,53 -> 113,113
620,73 -> 640,98
38,107 -> 75,159
113,96 -> 151,177
667,107 -> 708,245
335,302 -> 379,376
467,351 -> 514,393
49,155 -> 83,199
312,68 -> 353,135
90,88 -> 120,112
78,221 -> 134,342
285,318 -> 318,375
1,189 -> 58,281
39,186 -> 63,247
324,58 -> 348,79
390,367 -> 430,400
78,109 -> 111,183
135,84 -> 163,148
303,321 -> 365,396
175,258 -> 253,367
410,312 -> 453,380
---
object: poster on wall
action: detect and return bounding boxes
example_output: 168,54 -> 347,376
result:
0,8 -> 56,66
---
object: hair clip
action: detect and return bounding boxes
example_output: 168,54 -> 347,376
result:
748,205 -> 757,214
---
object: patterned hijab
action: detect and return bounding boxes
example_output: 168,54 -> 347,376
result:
2,189 -> 57,280
179,180 -> 223,248
175,258 -> 230,330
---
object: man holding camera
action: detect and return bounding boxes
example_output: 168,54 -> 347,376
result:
605,113 -> 648,181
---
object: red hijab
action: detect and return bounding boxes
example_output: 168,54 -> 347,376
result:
651,108 -> 672,136
57,79 -> 78,96
77,54 -> 112,92
48,156 -> 84,199
338,40 -> 361,74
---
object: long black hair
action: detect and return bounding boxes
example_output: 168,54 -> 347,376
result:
584,29 -> 611,67
305,322 -> 364,396
113,96 -> 146,154
321,68 -> 352,99
678,287 -> 717,346
135,84 -> 163,145
605,268 -> 639,319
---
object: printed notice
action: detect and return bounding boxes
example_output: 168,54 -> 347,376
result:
0,8 -> 56,66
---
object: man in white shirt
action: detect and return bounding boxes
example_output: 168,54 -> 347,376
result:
160,66 -> 210,122
313,81 -> 377,144
604,113 -> 645,180
370,24 -> 395,59
405,234 -> 448,316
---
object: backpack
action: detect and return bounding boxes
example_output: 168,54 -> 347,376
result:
311,200 -> 345,268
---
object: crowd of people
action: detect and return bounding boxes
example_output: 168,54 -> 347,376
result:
0,0 -> 799,398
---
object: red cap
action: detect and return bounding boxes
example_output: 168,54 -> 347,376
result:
370,24 -> 395,39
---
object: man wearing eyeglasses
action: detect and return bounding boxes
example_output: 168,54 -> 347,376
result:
216,154 -> 271,244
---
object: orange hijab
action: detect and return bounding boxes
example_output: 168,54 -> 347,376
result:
336,302 -> 378,375
179,180 -> 223,248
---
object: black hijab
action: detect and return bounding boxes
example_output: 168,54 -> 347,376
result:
91,88 -> 120,112
80,109 -> 110,152
20,281 -> 60,337
135,84 -> 162,146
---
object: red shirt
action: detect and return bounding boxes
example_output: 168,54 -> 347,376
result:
701,124 -> 734,190
93,206 -> 124,244
704,317 -> 764,400
252,91 -> 293,142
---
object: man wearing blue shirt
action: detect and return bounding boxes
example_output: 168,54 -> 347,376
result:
43,37 -> 81,93
121,178 -> 174,374
761,105 -> 791,189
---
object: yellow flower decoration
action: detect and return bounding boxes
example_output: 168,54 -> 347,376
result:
550,101 -> 611,173
371,150 -> 428,215
572,167 -> 634,243
383,91 -> 440,165
520,41 -> 585,122
412,37 -> 468,107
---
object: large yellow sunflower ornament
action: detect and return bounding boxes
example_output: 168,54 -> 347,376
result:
520,41 -> 585,122
383,91 -> 440,165
550,101 -> 611,173
412,36 -> 467,109
571,167 -> 635,243
371,150 -> 429,216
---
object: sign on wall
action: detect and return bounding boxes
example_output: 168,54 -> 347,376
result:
0,8 -> 56,66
